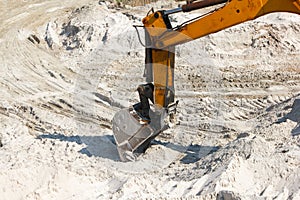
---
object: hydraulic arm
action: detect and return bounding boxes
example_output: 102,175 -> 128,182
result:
112,0 -> 300,161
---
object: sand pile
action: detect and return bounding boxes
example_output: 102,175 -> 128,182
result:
0,0 -> 299,199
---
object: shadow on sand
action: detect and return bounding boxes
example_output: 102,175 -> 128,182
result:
152,140 -> 219,164
37,134 -> 120,161
37,133 -> 219,164
277,98 -> 300,136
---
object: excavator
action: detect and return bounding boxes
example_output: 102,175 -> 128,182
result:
112,0 -> 300,161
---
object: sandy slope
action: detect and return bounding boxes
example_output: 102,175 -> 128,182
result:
0,0 -> 300,199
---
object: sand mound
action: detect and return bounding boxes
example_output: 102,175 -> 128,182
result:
0,0 -> 299,199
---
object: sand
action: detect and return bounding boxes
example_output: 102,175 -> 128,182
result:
0,0 -> 299,199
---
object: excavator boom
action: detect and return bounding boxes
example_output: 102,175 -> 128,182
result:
112,0 -> 300,161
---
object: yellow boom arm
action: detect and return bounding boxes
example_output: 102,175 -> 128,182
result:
141,0 -> 300,109
144,0 -> 300,48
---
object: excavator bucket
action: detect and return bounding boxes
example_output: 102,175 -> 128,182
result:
112,104 -> 168,162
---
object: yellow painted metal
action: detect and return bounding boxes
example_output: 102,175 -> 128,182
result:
143,12 -> 175,107
293,0 -> 300,10
152,49 -> 175,107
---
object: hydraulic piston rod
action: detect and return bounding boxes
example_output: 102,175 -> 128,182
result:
164,0 -> 228,15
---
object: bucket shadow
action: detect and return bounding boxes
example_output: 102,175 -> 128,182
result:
277,98 -> 300,136
37,133 -> 219,164
180,144 -> 220,164
37,133 -> 120,161
153,140 -> 219,164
